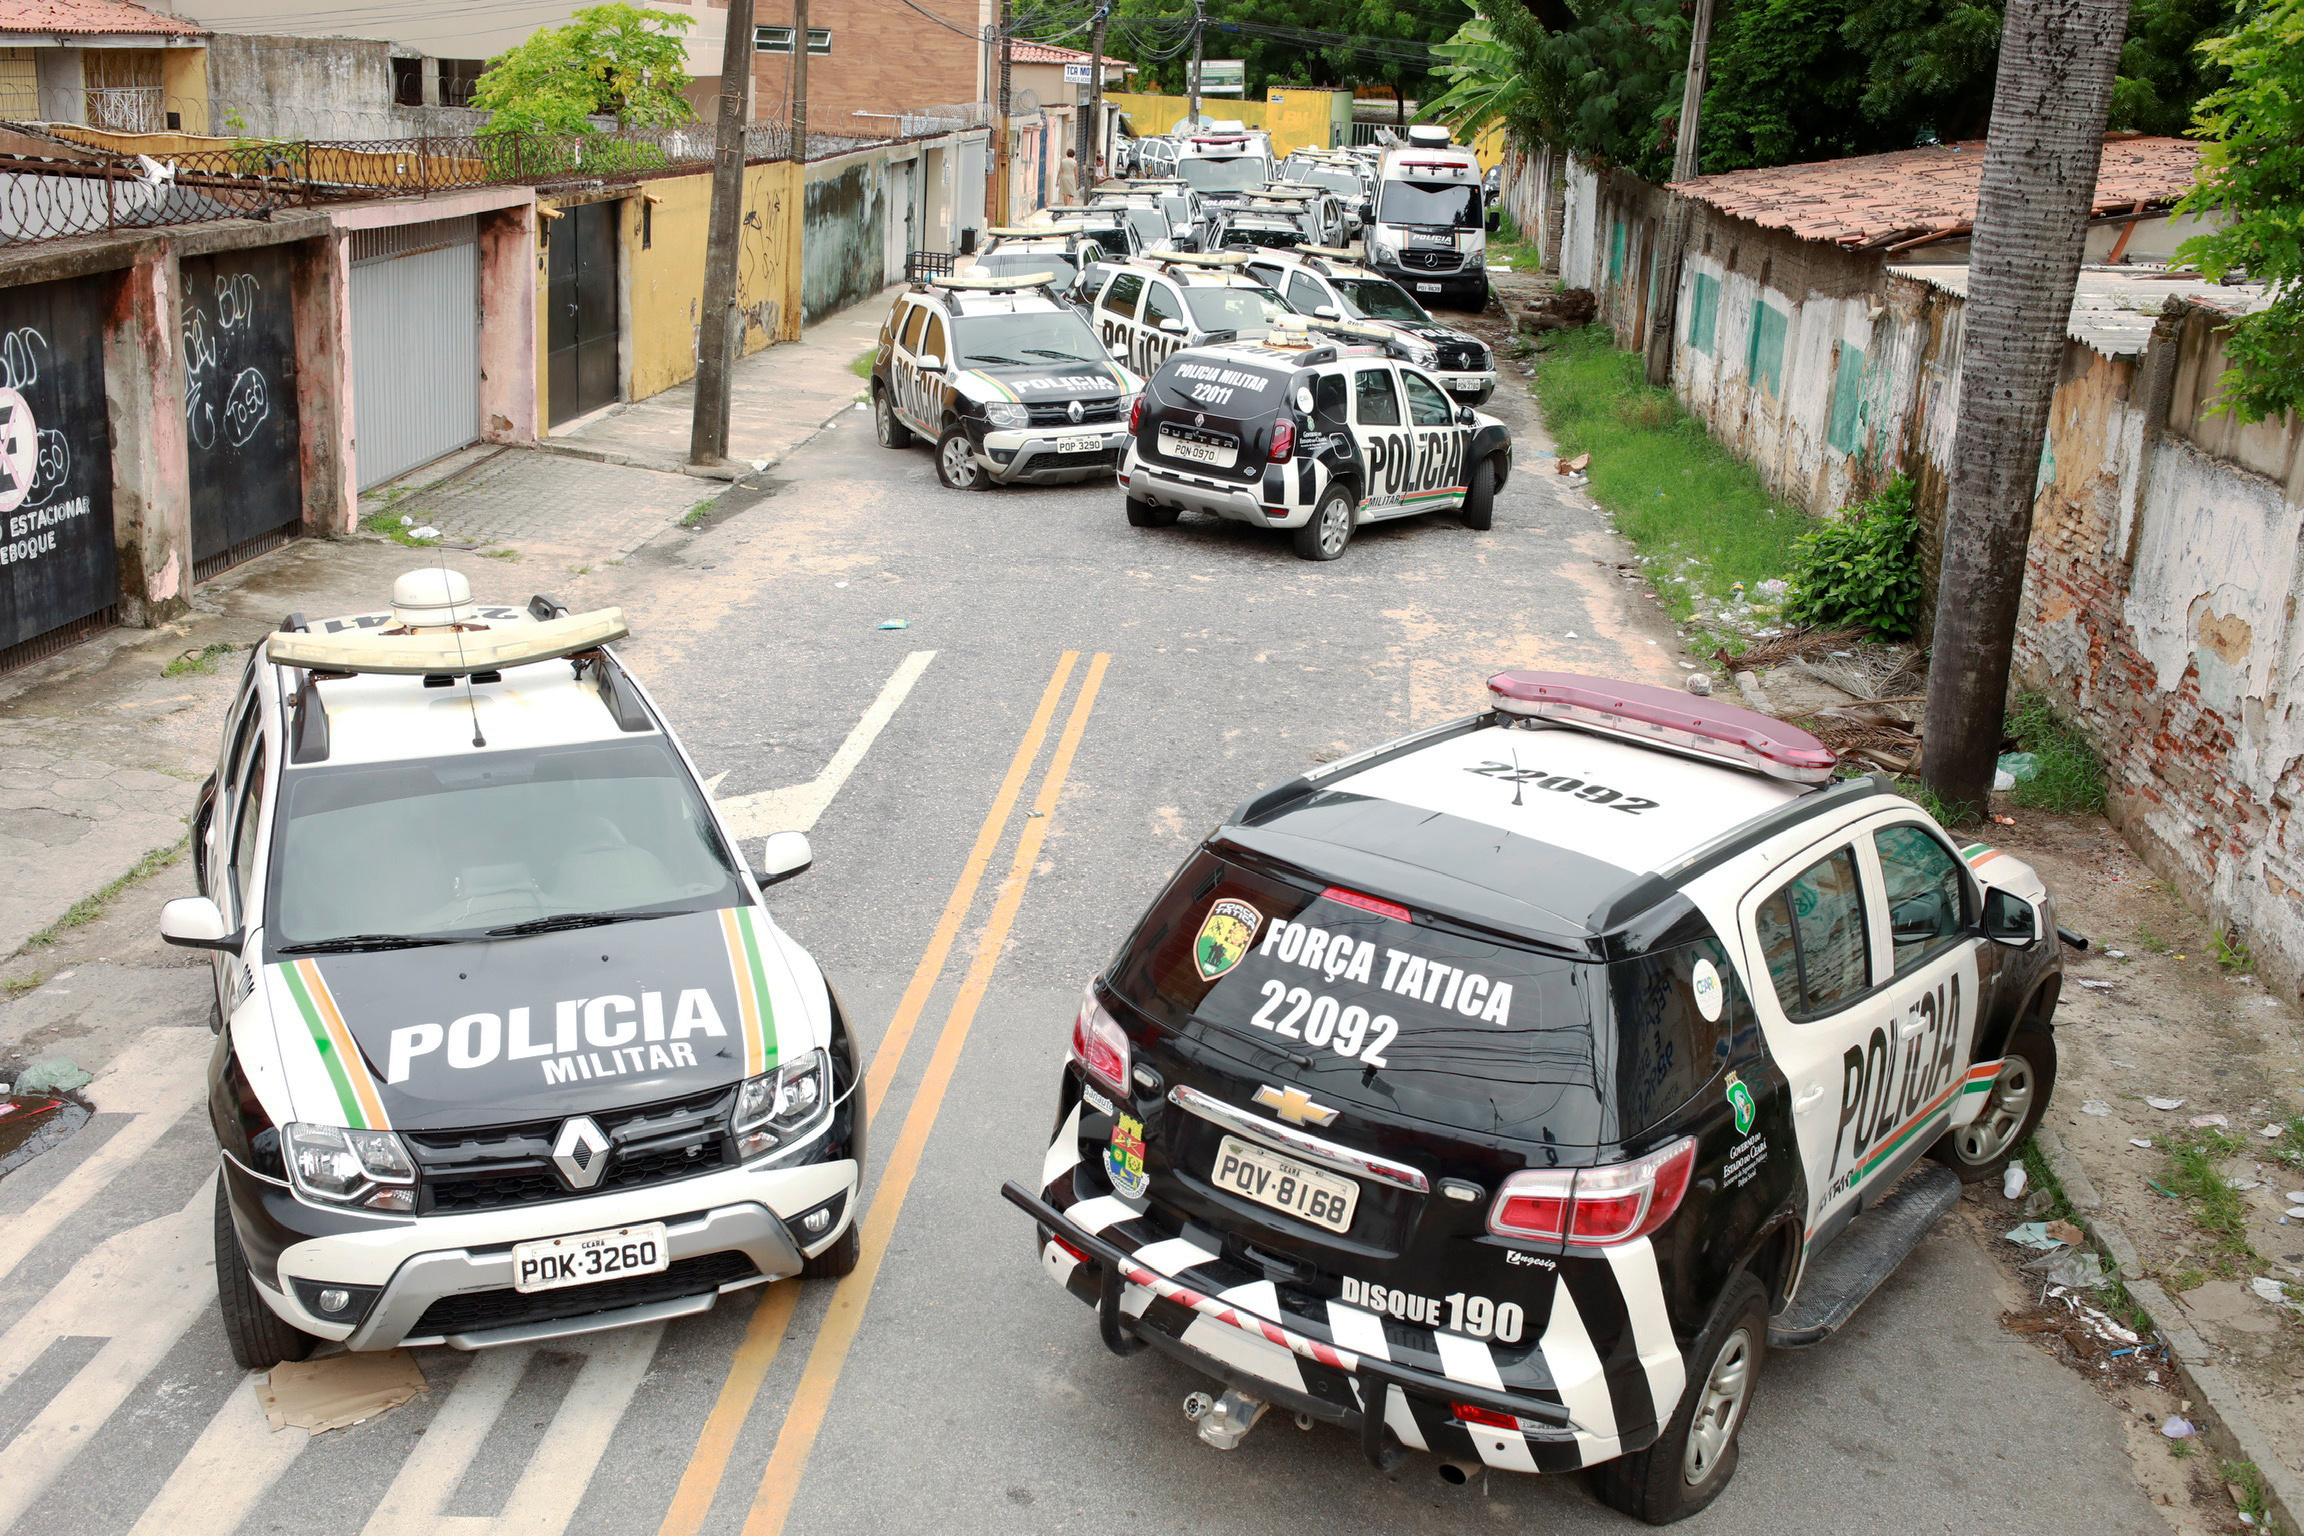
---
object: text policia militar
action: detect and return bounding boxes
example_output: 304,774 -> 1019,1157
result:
386,988 -> 731,1085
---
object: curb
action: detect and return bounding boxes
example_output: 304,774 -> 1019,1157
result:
528,393 -> 866,485
2033,1125 -> 2303,1533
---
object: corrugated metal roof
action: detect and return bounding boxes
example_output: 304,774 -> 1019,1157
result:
0,0 -> 202,34
1670,136 -> 2200,251
1888,264 -> 2272,357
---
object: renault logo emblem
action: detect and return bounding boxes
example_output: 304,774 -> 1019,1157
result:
1253,1084 -> 1337,1127
552,1117 -> 612,1189
1067,398 -> 1085,424
1195,412 -> 1206,427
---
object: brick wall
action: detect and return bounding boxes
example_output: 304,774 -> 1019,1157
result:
750,0 -> 979,128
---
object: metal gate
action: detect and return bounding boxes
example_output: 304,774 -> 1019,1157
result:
0,273 -> 118,671
184,246 -> 304,580
546,201 -> 618,427
351,216 -> 480,490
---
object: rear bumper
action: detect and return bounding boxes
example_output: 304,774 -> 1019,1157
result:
1124,455 -> 1306,527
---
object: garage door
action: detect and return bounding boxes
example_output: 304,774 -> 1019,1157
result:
184,245 -> 303,580
351,216 -> 480,490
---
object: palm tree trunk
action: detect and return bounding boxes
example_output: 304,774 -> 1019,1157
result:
1918,0 -> 2131,820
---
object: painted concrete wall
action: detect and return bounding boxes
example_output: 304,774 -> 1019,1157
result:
803,153 -> 886,323
202,32 -> 393,132
613,159 -> 805,408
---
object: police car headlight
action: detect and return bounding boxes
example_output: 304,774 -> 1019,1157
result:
1366,239 -> 1395,266
1465,248 -> 1486,270
983,401 -> 1028,429
284,1122 -> 417,1213
733,1049 -> 831,1162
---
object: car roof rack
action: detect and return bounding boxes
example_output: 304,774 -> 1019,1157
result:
926,271 -> 1058,293
266,608 -> 630,678
1149,249 -> 1251,270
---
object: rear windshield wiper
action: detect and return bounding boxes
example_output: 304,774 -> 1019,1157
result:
276,933 -> 457,954
1192,1014 -> 1312,1069
487,909 -> 682,938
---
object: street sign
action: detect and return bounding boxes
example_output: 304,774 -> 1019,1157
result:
1192,59 -> 1245,96
1064,62 -> 1093,83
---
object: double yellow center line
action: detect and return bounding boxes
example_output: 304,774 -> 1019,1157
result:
659,650 -> 1111,1536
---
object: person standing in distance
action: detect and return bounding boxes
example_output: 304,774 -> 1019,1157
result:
1057,149 -> 1080,204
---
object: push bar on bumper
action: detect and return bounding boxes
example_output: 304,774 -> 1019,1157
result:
999,1180 -> 1576,1433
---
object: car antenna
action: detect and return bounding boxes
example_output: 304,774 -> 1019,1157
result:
1508,746 -> 1524,807
438,548 -> 487,749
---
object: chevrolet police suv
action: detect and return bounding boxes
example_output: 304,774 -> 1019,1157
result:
172,571 -> 864,1370
872,272 -> 1142,490
1120,321 -> 1513,560
1005,671 -> 2068,1523
1243,248 -> 1496,404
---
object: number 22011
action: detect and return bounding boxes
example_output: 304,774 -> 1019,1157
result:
1250,981 -> 1398,1067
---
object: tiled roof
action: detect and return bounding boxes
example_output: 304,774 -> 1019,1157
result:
0,0 -> 203,35
1670,136 -> 2201,251
1007,41 -> 1130,67
1888,264 -> 2271,358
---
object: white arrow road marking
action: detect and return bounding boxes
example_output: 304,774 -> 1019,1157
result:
714,651 -> 935,839
0,1180 -> 213,1534
126,1368 -> 308,1536
0,1027 -> 213,1286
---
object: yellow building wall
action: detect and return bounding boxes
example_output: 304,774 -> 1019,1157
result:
1109,88 -> 1354,156
1471,123 -> 1505,172
160,47 -> 208,134
0,49 -> 37,119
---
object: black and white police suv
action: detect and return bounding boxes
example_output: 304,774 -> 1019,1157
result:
1242,247 -> 1496,405
1120,320 -> 1512,560
1003,671 -> 2072,1523
1079,252 -> 1295,378
871,271 -> 1143,491
169,571 -> 865,1370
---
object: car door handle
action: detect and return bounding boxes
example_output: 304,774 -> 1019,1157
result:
1795,1083 -> 1827,1108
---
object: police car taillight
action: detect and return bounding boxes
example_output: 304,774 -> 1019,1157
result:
1486,670 -> 1837,784
1129,396 -> 1144,433
1069,985 -> 1131,1096
1268,419 -> 1294,461
1488,1136 -> 1695,1248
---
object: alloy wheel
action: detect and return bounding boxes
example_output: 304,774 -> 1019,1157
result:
1683,1326 -> 1754,1486
1951,1054 -> 2035,1165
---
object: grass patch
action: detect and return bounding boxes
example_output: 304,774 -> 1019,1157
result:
2220,1459 -> 2273,1528
20,837 -> 186,951
847,351 -> 875,380
1530,325 -> 1810,651
2160,1127 -> 2259,1274
163,641 -> 238,677
1894,775 -> 1983,831
361,509 -> 443,549
2004,693 -> 2108,815
682,496 -> 718,528
2215,927 -> 2255,973
4,971 -> 43,1000
481,547 -> 521,562
2136,926 -> 2170,954
1487,210 -> 1539,270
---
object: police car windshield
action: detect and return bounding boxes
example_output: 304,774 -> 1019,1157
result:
950,310 -> 1106,367
1378,179 -> 1482,230
975,252 -> 1079,290
267,738 -> 742,949
1330,276 -> 1430,322
1180,155 -> 1269,194
1182,285 -> 1290,334
1294,166 -> 1362,197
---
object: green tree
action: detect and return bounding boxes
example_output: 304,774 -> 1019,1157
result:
1420,16 -> 1532,136
2174,0 -> 2304,423
474,3 -> 697,135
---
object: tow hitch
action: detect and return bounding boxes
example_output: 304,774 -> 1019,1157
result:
1185,1388 -> 1269,1449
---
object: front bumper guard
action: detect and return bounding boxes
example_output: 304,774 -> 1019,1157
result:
1000,1179 -> 1575,1468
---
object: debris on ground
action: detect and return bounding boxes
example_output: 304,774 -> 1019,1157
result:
14,1057 -> 92,1094
1520,287 -> 1597,333
2163,1415 -> 2195,1439
2146,1096 -> 2187,1110
258,1351 -> 430,1435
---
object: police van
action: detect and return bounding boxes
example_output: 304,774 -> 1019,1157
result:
1367,129 -> 1489,308
1241,248 -> 1496,404
1079,251 -> 1295,378
171,571 -> 865,1369
1175,130 -> 1273,214
1003,670 -> 2071,1522
1120,320 -> 1512,560
871,271 -> 1142,490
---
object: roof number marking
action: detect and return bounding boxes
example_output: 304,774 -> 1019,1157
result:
1467,760 -> 1659,815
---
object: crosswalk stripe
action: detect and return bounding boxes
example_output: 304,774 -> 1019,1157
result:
484,1324 -> 662,1534
0,1027 -> 212,1286
0,1182 -> 213,1534
125,1369 -> 307,1536
358,1346 -> 528,1536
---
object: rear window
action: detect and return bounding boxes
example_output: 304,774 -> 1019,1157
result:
1107,853 -> 1737,1146
1152,355 -> 1289,414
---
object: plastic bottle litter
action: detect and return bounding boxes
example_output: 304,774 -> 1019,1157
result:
2003,1165 -> 2028,1200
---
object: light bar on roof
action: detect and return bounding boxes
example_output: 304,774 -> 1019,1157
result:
1485,670 -> 1838,784
268,609 -> 629,677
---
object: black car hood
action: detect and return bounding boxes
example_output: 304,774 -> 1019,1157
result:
956,359 -> 1129,399
261,907 -> 808,1132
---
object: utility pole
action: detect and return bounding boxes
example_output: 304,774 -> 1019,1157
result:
1086,4 -> 1108,181
688,0 -> 757,466
790,0 -> 810,157
1187,0 -> 1205,131
993,0 -> 1013,223
1640,0 -> 1715,387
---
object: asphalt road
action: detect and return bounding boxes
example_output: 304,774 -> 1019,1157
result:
0,361 -> 2170,1536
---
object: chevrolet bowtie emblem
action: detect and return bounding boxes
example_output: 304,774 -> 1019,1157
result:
1253,1084 -> 1337,1127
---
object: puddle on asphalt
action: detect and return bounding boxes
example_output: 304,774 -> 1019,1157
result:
0,1092 -> 91,1178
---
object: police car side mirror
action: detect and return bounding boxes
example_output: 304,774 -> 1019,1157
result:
1158,318 -> 1186,333
1457,406 -> 1477,426
918,354 -> 945,372
754,831 -> 813,887
1983,888 -> 2038,948
1313,305 -> 1339,319
160,896 -> 241,953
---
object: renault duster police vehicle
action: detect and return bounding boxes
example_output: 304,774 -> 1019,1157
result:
1367,131 -> 1489,308
1080,251 -> 1295,377
170,571 -> 865,1370
958,227 -> 1103,296
872,271 -> 1142,490
1209,202 -> 1314,256
1119,320 -> 1512,560
1242,247 -> 1496,404
1002,670 -> 2071,1522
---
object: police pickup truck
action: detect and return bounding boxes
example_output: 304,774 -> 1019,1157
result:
171,570 -> 864,1369
1004,670 -> 2070,1522
872,271 -> 1142,490
1120,320 -> 1512,560
1243,247 -> 1496,405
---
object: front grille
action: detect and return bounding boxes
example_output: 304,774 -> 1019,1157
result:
1027,398 -> 1122,426
1401,250 -> 1462,272
410,1250 -> 759,1339
407,1084 -> 738,1213
1436,342 -> 1487,371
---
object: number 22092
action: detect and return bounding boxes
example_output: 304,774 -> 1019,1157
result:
1250,981 -> 1398,1067
1466,761 -> 1659,814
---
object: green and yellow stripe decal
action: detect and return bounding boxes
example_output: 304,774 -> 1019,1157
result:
718,907 -> 779,1077
1848,1075 -> 1964,1190
1960,841 -> 2006,872
964,370 -> 1021,403
277,959 -> 391,1130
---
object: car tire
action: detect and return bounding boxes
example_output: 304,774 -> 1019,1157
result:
213,1178 -> 319,1372
1589,1272 -> 1768,1525
1292,485 -> 1355,561
935,428 -> 990,491
1461,455 -> 1497,530
872,385 -> 913,449
1125,495 -> 1179,528
802,1220 -> 861,1280
1927,1017 -> 2057,1183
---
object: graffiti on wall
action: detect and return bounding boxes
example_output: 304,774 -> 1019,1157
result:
0,275 -> 117,652
181,248 -> 302,567
184,272 -> 273,451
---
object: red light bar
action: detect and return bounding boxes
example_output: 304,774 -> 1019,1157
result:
1323,886 -> 1410,922
1485,670 -> 1837,784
